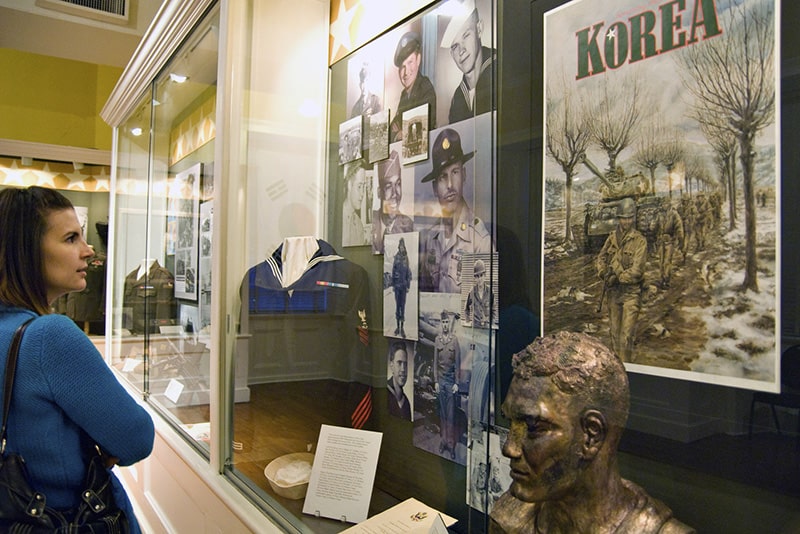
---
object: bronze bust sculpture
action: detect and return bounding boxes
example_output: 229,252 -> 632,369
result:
489,331 -> 694,533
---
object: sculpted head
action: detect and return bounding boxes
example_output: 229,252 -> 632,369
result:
500,331 -> 629,503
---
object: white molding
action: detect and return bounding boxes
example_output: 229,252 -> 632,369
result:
0,139 -> 111,165
100,0 -> 215,127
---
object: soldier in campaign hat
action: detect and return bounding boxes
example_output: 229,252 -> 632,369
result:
420,128 -> 490,293
371,150 -> 414,254
389,31 -> 437,142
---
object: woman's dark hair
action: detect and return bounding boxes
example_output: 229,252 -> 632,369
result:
0,186 -> 75,314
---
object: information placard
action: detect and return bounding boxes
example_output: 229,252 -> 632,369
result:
302,425 -> 383,523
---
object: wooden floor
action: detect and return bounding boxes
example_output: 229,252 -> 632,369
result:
172,379 -> 378,529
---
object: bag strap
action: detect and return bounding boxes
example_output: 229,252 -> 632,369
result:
1,317 -> 35,453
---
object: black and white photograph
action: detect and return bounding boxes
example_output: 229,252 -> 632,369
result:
382,232 -> 419,340
338,115 -> 363,165
371,145 -> 415,255
461,252 -> 499,329
542,0 -> 779,391
348,55 -> 384,162
386,338 -> 414,421
413,116 -> 493,294
413,291 -> 468,464
341,161 -> 372,247
433,0 -> 496,128
172,162 -> 201,300
198,201 -> 212,333
466,429 -> 510,514
348,58 -> 384,121
385,23 -> 438,143
368,109 -> 390,163
401,103 -> 429,164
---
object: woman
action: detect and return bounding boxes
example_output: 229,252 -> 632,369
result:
0,186 -> 155,532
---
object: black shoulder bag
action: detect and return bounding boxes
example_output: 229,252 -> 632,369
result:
0,318 -> 130,533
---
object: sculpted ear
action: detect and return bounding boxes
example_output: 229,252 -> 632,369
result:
580,410 -> 607,459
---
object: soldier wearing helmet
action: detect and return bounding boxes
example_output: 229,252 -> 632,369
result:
465,258 -> 496,328
595,197 -> 647,362
651,200 -> 684,289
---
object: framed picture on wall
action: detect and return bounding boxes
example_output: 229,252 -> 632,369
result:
540,0 -> 780,392
401,103 -> 429,164
172,162 -> 201,301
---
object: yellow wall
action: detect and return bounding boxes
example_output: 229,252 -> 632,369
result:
0,48 -> 121,150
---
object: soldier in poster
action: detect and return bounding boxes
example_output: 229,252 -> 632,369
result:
651,200 -> 684,289
594,197 -> 647,362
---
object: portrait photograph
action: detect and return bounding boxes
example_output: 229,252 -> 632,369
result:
347,59 -> 384,118
432,0 -> 496,129
541,0 -> 779,392
341,162 -> 373,247
386,338 -> 415,421
413,115 -> 494,295
371,142 -> 416,255
382,21 -> 438,143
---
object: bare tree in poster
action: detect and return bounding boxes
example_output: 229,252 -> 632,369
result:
632,120 -> 665,196
587,74 -> 647,172
545,74 -> 591,245
677,0 -> 775,292
660,131 -> 685,199
684,151 -> 714,197
698,113 -> 739,231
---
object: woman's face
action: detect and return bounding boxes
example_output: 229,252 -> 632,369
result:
42,208 -> 94,304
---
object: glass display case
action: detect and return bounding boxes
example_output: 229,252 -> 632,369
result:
109,5 -> 219,451
101,0 -> 800,532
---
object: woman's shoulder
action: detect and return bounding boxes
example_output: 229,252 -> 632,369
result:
26,313 -> 97,353
30,312 -> 85,333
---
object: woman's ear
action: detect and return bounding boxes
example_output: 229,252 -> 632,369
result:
580,409 -> 607,459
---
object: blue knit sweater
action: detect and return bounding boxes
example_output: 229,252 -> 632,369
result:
0,305 -> 155,532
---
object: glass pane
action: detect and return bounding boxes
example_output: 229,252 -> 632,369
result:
111,7 -> 220,453
224,0 -> 499,531
110,90 -> 154,393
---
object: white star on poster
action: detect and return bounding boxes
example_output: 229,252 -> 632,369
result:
330,0 -> 358,55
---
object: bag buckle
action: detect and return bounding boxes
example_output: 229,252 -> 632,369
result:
82,488 -> 107,513
26,491 -> 46,517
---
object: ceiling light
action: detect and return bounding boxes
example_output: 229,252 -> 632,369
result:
131,127 -> 143,136
169,73 -> 188,83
